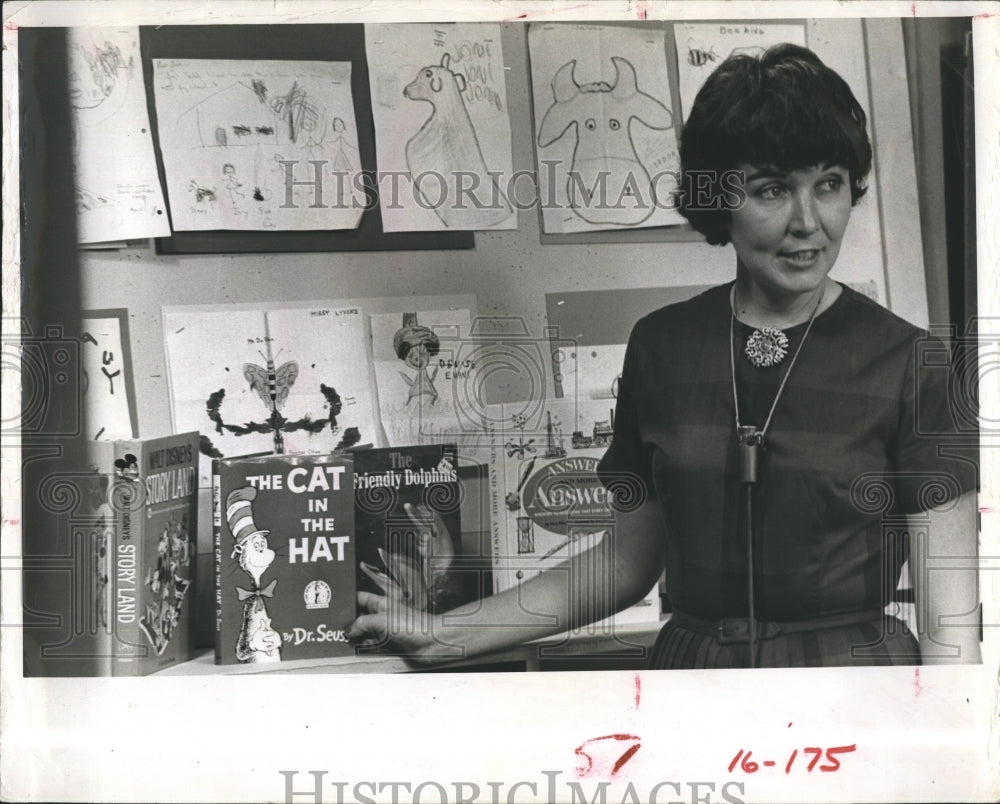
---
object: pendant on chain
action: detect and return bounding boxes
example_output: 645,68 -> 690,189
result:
744,327 -> 789,368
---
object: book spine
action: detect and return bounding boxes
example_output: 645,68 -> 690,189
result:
111,440 -> 144,676
212,459 -> 223,664
84,440 -> 118,676
487,424 -> 506,595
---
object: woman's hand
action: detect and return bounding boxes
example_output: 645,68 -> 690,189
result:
346,501 -> 463,665
348,499 -> 666,665
346,589 -> 460,666
405,501 -> 455,596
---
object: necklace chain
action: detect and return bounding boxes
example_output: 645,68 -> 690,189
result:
730,284 -> 825,439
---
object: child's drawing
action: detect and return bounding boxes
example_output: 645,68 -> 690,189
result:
528,23 -> 684,234
404,53 -> 513,229
153,59 -> 364,231
189,180 -> 217,204
393,313 -> 441,405
685,39 -> 721,68
164,305 -> 379,486
69,37 -> 133,117
68,28 -> 169,243
222,163 -> 245,203
329,117 -> 359,171
673,22 -> 808,120
370,308 -> 475,447
537,57 -> 673,226
365,24 -> 517,232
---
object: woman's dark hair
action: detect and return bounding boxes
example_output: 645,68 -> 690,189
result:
677,43 -> 872,245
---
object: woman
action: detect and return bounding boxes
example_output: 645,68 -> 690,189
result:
347,44 -> 980,669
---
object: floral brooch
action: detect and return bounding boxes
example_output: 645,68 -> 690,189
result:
745,327 -> 789,368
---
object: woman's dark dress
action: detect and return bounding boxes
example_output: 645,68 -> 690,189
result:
597,283 -> 978,668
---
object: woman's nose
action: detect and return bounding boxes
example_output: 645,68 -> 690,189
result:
789,191 -> 820,235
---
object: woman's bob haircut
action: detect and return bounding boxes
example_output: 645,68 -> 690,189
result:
677,43 -> 873,246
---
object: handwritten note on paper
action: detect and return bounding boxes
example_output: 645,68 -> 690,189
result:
366,24 -> 516,232
674,22 -> 808,120
528,24 -> 684,235
152,59 -> 364,232
163,306 -> 380,486
68,28 -> 170,244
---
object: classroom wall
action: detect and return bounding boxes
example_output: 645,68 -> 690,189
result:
77,17 -> 924,439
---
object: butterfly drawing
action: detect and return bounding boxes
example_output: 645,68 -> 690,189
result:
243,351 -> 299,413
203,343 -> 353,459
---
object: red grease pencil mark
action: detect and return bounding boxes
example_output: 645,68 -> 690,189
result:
914,667 -> 922,697
911,2 -> 917,16
979,507 -> 995,514
575,734 -> 642,778
634,674 -> 641,708
3,21 -> 18,31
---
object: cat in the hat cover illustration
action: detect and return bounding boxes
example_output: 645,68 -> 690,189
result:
227,486 -> 282,663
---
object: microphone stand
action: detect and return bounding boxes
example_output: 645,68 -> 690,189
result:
738,425 -> 762,669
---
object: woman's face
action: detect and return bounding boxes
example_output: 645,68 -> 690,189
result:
728,163 -> 852,300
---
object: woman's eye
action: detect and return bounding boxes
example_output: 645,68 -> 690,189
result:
609,118 -> 620,130
817,177 -> 844,194
757,185 -> 786,200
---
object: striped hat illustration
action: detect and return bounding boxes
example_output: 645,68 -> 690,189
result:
227,486 -> 269,557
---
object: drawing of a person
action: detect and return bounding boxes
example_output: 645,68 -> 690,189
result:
393,313 -> 440,405
222,163 -> 245,202
227,486 -> 282,663
68,40 -> 129,111
329,117 -> 358,172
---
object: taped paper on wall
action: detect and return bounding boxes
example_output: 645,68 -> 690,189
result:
152,59 -> 364,231
366,24 -> 516,232
68,28 -> 170,243
673,22 -> 808,120
528,23 -> 683,234
369,308 -> 477,446
164,305 -> 379,485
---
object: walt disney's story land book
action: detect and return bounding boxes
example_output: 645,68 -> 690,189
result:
78,431 -> 199,676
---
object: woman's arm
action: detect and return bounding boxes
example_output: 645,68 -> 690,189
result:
909,488 -> 981,664
345,500 -> 667,664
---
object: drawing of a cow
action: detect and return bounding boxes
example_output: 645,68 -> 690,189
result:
538,57 -> 673,226
404,53 -> 512,229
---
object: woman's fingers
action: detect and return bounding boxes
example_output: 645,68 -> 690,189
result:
345,611 -> 387,645
357,590 -> 388,613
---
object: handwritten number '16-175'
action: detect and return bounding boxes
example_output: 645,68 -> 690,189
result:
728,745 -> 857,774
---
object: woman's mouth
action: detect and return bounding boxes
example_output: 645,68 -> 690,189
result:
779,248 -> 822,265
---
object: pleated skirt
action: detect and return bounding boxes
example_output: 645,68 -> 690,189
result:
648,616 -> 921,669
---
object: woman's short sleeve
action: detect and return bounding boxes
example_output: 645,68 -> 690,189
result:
890,338 -> 979,513
596,319 -> 655,502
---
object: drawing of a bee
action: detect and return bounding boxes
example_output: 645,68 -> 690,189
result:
243,350 -> 299,412
687,39 -> 720,67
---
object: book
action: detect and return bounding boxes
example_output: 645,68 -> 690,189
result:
213,452 -> 356,664
87,431 -> 200,675
352,445 -> 486,614
486,400 -> 660,631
